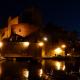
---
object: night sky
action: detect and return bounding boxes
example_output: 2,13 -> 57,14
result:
0,0 -> 80,34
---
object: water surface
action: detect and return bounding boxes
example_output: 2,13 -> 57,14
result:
0,59 -> 80,80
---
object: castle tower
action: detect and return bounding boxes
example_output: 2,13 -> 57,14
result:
8,16 -> 18,38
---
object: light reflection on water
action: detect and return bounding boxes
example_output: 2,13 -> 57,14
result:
0,59 -> 80,80
22,68 -> 29,79
0,60 -> 5,77
43,60 -> 65,71
0,62 -> 2,76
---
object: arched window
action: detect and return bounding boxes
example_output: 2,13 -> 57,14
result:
19,29 -> 21,32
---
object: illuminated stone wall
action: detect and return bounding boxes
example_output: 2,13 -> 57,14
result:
12,24 -> 38,37
0,16 -> 38,40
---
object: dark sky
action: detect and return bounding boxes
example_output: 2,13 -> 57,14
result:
0,0 -> 80,33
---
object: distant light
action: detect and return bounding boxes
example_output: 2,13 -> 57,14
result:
62,65 -> 65,71
61,44 -> 66,48
23,42 -> 30,47
38,42 -> 44,47
22,69 -> 29,78
43,37 -> 48,41
67,54 -> 71,56
0,42 -> 3,48
54,47 -> 62,55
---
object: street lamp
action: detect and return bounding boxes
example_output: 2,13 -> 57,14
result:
43,37 -> 48,42
38,42 -> 44,47
38,42 -> 45,57
61,44 -> 66,49
55,61 -> 65,71
61,44 -> 67,56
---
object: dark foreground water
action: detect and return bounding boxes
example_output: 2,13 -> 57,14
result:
0,59 -> 80,80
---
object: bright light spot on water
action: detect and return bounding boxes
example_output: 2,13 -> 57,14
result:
55,62 -> 61,70
62,65 -> 65,71
22,69 -> 29,78
38,68 -> 43,77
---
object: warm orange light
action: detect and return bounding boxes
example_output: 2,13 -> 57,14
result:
54,61 -> 65,70
43,37 -> 48,41
54,47 -> 62,55
67,53 -> 71,56
0,42 -> 3,48
62,65 -> 65,71
55,62 -> 61,70
61,44 -> 66,48
38,68 -> 43,77
38,42 -> 44,47
23,42 -> 30,47
22,69 -> 29,78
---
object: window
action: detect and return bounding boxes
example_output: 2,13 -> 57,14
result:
19,29 -> 21,32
